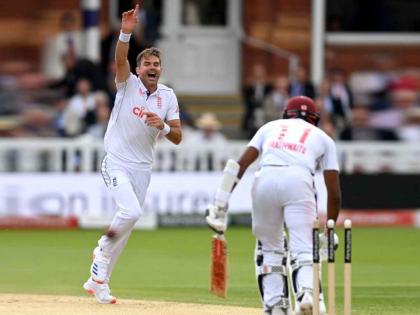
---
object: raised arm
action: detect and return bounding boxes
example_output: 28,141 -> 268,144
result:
115,4 -> 140,83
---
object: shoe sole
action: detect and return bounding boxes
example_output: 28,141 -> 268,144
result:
83,282 -> 94,295
83,283 -> 117,304
85,289 -> 95,295
99,298 -> 117,304
300,303 -> 313,315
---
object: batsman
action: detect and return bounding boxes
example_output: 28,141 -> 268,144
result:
206,96 -> 341,315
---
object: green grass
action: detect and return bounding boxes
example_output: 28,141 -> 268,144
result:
0,227 -> 419,314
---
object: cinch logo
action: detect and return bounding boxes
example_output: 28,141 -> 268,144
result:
133,106 -> 146,118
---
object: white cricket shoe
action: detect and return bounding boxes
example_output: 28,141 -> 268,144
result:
295,292 -> 326,315
83,277 -> 117,304
264,307 -> 292,315
298,292 -> 313,315
90,248 -> 110,283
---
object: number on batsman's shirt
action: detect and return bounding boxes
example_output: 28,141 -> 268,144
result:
248,118 -> 339,173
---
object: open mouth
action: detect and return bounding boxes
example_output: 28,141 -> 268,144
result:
147,73 -> 157,80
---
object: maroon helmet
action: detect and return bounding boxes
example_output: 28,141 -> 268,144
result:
283,96 -> 320,125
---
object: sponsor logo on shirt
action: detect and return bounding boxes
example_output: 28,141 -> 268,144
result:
132,106 -> 146,118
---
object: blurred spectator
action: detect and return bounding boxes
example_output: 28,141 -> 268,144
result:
370,55 -> 399,111
262,75 -> 289,123
101,26 -> 120,77
62,79 -> 96,137
0,61 -> 33,117
190,112 -> 227,170
0,116 -> 23,137
21,108 -> 55,137
242,64 -> 272,138
397,108 -> 420,142
143,0 -> 162,42
349,55 -> 398,111
0,79 -> 21,116
178,103 -> 196,141
53,98 -> 69,137
0,61 -> 56,139
117,0 -> 159,61
87,92 -> 111,139
156,100 -> 197,171
104,60 -> 117,105
288,66 -> 315,99
101,18 -> 148,78
192,112 -> 227,144
317,80 -> 333,110
41,11 -> 82,80
390,75 -> 418,92
320,116 -> 337,139
318,70 -> 352,134
329,68 -> 353,114
340,106 -> 399,141
50,52 -> 106,98
370,77 -> 418,129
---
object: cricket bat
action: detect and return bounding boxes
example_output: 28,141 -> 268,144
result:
210,233 -> 228,298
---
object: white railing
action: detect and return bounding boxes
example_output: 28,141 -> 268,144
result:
325,33 -> 420,46
337,142 -> 420,174
0,137 -> 420,173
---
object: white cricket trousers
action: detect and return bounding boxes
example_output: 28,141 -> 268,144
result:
97,155 -> 151,281
252,166 -> 317,306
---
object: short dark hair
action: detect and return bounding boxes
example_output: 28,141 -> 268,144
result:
136,47 -> 161,66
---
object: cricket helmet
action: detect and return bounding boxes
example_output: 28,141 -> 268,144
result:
283,95 -> 320,126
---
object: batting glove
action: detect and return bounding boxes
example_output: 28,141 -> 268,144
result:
205,204 -> 227,234
319,232 -> 339,262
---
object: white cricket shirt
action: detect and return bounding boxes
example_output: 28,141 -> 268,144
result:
248,118 -> 339,173
104,73 -> 180,169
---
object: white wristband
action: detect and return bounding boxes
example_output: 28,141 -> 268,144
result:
161,122 -> 171,135
119,31 -> 132,43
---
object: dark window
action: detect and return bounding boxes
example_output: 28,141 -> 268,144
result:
327,0 -> 420,32
182,0 -> 227,26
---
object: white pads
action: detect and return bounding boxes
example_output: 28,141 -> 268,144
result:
214,159 -> 240,208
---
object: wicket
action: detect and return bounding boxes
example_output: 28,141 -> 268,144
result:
312,219 -> 352,315
312,219 -> 320,315
344,219 -> 352,315
327,219 -> 336,315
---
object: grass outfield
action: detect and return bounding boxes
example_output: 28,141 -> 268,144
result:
0,227 -> 419,314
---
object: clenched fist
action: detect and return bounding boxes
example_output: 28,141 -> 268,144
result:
145,111 -> 164,130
